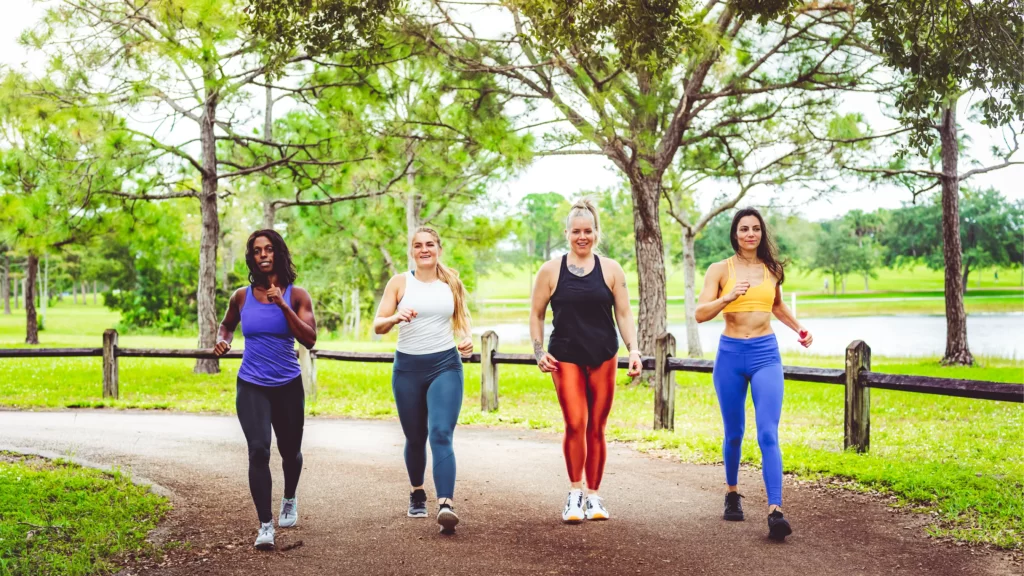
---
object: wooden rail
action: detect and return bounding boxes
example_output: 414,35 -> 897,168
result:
1,329 -> 1020,454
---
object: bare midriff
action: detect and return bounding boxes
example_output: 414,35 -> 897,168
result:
722,311 -> 773,339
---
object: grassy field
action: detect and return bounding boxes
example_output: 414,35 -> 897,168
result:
2,303 -> 1022,550
0,453 -> 169,576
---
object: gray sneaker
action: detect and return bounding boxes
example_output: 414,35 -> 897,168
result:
254,522 -> 275,551
279,497 -> 298,528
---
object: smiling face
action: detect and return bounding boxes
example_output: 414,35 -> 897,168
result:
734,215 -> 762,252
410,231 -> 440,270
566,215 -> 597,257
252,235 -> 275,276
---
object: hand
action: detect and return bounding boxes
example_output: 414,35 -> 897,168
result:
627,350 -> 643,377
798,328 -> 813,348
537,351 -> 559,373
393,308 -> 417,324
723,281 -> 750,303
457,337 -> 473,358
267,284 -> 285,307
214,340 -> 231,356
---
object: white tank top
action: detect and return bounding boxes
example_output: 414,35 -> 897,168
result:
396,271 -> 457,355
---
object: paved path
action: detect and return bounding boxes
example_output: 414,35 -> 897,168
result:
0,410 -> 1015,576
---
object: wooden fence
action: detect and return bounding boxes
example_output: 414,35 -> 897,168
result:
1,329 -> 1020,454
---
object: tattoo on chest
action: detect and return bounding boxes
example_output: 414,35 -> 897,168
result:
567,263 -> 587,277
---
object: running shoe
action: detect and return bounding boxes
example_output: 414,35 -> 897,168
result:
562,489 -> 585,523
768,509 -> 792,541
254,522 -> 275,551
723,492 -> 744,521
279,497 -> 298,528
408,489 -> 428,518
585,494 -> 610,520
437,503 -> 459,534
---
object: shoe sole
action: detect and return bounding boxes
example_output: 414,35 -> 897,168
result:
723,512 -> 744,521
562,515 -> 584,524
768,522 -> 793,541
585,512 -> 609,521
278,518 -> 297,528
437,509 -> 459,534
255,542 -> 275,551
408,511 -> 428,518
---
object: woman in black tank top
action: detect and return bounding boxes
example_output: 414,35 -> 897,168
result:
530,198 -> 642,524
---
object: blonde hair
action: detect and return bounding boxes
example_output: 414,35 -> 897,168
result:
565,197 -> 600,248
410,227 -> 471,338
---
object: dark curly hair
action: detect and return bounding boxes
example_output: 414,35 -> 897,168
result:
730,208 -> 786,285
245,229 -> 297,288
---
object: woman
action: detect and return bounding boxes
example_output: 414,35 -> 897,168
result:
530,198 -> 642,524
214,229 -> 317,551
374,227 -> 474,535
695,207 -> 812,542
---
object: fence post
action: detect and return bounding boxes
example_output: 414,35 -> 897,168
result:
299,347 -> 317,402
102,329 -> 119,400
653,332 -> 676,431
844,340 -> 871,453
480,331 -> 499,412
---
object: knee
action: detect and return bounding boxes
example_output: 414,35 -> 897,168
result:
724,429 -> 745,450
564,413 -> 588,438
428,424 -> 453,449
248,444 -> 271,465
757,428 -> 779,450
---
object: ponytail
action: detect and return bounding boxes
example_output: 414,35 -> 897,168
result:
411,226 -> 472,338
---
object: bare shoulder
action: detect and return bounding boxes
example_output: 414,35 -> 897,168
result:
599,256 -> 625,275
706,260 -> 729,279
290,286 -> 312,302
231,287 -> 247,305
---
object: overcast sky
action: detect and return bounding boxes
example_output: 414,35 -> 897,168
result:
2,1 -> 1020,222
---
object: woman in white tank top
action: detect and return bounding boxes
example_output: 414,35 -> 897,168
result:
374,227 -> 473,535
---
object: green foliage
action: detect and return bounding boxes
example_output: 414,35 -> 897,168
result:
0,454 -> 169,576
517,192 -> 570,262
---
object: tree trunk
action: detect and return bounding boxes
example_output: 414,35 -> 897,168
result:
93,279 -> 98,305
195,91 -> 221,374
864,275 -> 869,291
2,257 -> 10,315
263,200 -> 276,230
961,263 -> 970,295
261,85 -> 276,231
630,177 -> 668,367
15,276 -> 21,309
841,277 -> 846,295
25,254 -> 38,345
681,229 -> 702,358
938,104 -> 973,365
405,149 -> 419,272
73,277 -> 78,304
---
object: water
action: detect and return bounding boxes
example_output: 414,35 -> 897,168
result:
474,314 -> 1024,359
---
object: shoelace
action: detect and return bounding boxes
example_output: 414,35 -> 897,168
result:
282,500 -> 295,516
565,491 -> 583,513
259,524 -> 274,536
588,496 -> 604,510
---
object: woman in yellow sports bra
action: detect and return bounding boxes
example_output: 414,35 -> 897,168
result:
695,207 -> 813,542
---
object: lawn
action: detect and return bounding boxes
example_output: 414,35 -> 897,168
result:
2,302 -> 1022,551
0,453 -> 169,576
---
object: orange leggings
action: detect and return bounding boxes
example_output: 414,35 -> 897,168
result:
552,357 -> 617,491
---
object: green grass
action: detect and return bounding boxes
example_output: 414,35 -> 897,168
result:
0,453 -> 169,576
477,263 -> 1024,300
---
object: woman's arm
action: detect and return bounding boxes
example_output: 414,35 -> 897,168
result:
530,262 -> 559,372
279,287 -> 318,349
608,260 -> 642,376
214,289 -> 244,356
373,275 -> 415,335
695,263 -> 746,323
772,284 -> 812,347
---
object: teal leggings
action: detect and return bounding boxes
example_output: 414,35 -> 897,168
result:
392,348 -> 464,499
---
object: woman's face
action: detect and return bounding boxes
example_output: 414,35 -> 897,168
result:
252,236 -> 275,275
411,232 -> 440,269
735,215 -> 762,252
566,216 -> 596,257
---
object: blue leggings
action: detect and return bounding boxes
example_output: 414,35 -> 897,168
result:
392,348 -> 464,499
712,334 -> 785,506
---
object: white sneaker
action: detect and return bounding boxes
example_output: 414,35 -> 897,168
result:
562,489 -> 585,523
279,497 -> 298,528
585,494 -> 609,520
254,522 -> 275,550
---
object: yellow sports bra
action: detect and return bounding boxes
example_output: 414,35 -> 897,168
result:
720,256 -> 775,313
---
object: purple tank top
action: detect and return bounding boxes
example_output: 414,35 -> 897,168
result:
237,284 -> 302,386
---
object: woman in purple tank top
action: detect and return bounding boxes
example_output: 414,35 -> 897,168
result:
213,230 -> 317,551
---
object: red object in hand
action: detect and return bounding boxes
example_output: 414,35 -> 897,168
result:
799,329 -> 808,338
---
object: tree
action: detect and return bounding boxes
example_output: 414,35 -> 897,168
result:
810,220 -> 859,296
30,0 -> 395,372
400,0 -> 876,357
518,193 -> 569,262
859,0 -> 1024,365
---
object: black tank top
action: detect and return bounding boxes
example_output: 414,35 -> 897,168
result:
548,254 -> 619,367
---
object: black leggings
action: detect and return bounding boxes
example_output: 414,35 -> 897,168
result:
236,376 -> 305,524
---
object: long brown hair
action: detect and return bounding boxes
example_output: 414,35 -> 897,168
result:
411,227 -> 471,337
729,208 -> 786,285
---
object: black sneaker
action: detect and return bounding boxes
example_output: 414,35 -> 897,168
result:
723,492 -> 744,521
768,510 -> 792,541
408,489 -> 427,518
437,503 -> 459,534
